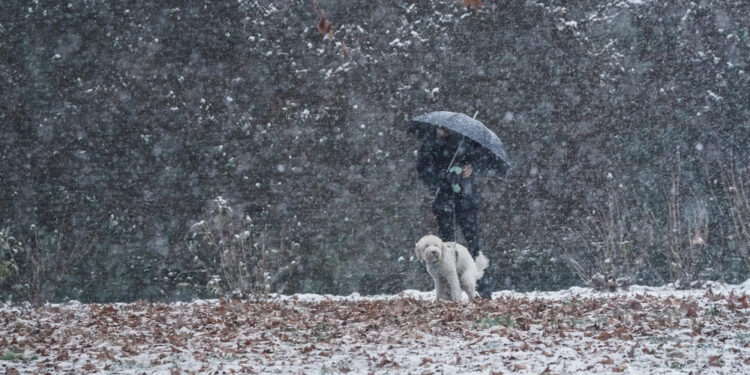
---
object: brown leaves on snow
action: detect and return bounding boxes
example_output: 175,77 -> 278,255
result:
0,290 -> 749,373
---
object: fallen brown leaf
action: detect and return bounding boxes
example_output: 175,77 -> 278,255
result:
727,298 -> 737,310
680,300 -> 699,318
708,355 -> 722,367
513,363 -> 527,371
82,363 -> 97,372
627,300 -> 643,310
462,0 -> 483,8
705,288 -> 723,301
56,350 -> 70,361
377,354 -> 391,368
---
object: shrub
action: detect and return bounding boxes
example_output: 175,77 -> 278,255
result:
665,171 -> 712,288
186,197 -> 299,299
562,189 -> 654,291
720,159 -> 750,270
0,222 -> 94,304
0,228 -> 22,298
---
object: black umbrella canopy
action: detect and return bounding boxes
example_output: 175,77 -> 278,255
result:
409,111 -> 510,176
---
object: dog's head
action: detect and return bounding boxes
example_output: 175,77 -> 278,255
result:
415,235 -> 444,264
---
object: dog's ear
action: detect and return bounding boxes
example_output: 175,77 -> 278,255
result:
435,237 -> 444,252
439,239 -> 450,256
414,241 -> 423,260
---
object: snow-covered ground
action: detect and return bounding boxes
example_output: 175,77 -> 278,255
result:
2,281 -> 749,374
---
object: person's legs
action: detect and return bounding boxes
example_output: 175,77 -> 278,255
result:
475,272 -> 494,299
456,205 -> 481,258
456,177 -> 481,257
432,187 -> 456,242
456,178 -> 493,299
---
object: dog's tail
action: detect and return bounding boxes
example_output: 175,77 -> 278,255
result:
474,252 -> 489,279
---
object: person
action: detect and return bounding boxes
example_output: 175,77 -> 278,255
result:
416,126 -> 493,299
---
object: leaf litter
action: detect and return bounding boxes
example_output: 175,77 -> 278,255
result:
1,281 -> 749,374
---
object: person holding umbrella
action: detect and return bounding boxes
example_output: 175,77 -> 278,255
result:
409,111 -> 509,300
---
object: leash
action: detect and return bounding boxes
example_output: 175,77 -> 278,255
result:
446,136 -> 464,243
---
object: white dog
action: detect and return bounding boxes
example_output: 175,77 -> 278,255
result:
415,235 -> 489,302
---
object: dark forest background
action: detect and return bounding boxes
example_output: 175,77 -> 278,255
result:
1,0 -> 749,302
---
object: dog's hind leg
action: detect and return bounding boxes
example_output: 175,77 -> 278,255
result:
459,273 -> 478,300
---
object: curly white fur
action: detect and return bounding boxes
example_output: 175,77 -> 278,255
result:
415,234 -> 489,302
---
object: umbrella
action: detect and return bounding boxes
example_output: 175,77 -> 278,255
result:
409,111 -> 510,176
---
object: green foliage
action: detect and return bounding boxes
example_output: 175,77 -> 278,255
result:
0,229 -> 21,285
476,315 -> 515,329
0,221 -> 98,303
0,349 -> 33,362
0,228 -> 27,301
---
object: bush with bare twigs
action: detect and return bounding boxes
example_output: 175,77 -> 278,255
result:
0,221 -> 95,304
720,160 -> 750,270
666,170 -> 712,288
186,197 -> 299,299
0,228 -> 22,296
562,189 -> 657,291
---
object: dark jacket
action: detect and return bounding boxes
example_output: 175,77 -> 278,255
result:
417,133 -> 483,192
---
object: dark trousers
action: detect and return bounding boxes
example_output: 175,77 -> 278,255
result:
431,177 -> 481,258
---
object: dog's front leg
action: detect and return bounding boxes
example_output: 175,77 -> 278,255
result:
447,272 -> 463,302
434,279 -> 448,301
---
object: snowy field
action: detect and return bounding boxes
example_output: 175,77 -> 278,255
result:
2,281 -> 750,374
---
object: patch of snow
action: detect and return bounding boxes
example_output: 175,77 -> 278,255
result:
707,90 -> 723,101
